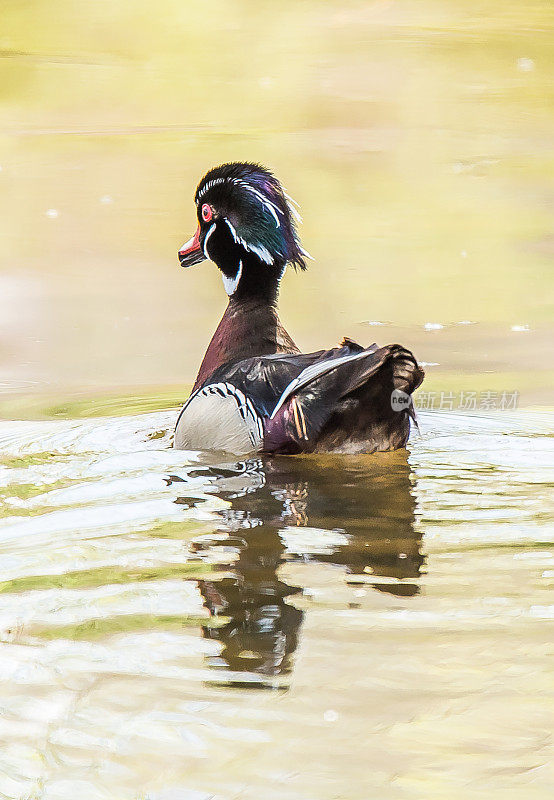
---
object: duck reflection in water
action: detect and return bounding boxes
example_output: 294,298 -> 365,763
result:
171,452 -> 423,687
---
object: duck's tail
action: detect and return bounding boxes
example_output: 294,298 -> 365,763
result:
263,341 -> 424,454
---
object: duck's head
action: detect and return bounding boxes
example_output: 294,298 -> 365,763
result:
178,162 -> 309,300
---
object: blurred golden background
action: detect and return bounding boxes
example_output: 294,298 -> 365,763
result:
1,0 -> 553,412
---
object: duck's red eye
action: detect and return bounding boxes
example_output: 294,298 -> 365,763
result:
201,203 -> 212,222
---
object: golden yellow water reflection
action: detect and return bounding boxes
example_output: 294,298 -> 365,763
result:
0,0 -> 553,405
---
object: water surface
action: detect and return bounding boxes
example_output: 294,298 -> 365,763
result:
0,408 -> 552,799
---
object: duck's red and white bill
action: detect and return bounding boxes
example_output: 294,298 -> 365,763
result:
178,227 -> 205,267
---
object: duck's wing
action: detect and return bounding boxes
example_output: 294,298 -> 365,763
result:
174,340 -> 423,455
207,340 -> 370,417
174,341 -> 368,453
262,343 -> 424,454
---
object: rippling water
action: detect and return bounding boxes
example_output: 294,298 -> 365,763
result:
1,409 -> 552,799
1,0 -> 554,796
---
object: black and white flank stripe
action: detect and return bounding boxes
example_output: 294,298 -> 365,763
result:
174,382 -> 264,454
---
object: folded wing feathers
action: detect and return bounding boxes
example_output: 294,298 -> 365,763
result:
270,345 -> 380,419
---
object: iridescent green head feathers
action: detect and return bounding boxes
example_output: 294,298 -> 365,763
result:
179,162 -> 310,299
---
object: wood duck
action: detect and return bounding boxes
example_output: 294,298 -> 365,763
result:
175,162 -> 424,455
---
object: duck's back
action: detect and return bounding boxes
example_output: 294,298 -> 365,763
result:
175,339 -> 424,455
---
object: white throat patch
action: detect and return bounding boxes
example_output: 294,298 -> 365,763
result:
222,259 -> 243,296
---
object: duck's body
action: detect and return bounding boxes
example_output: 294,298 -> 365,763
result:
175,162 -> 423,455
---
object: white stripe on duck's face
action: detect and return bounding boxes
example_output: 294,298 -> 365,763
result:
222,259 -> 243,296
224,218 -> 274,265
202,223 -> 216,259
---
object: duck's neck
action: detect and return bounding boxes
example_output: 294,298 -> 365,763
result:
192,294 -> 299,392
